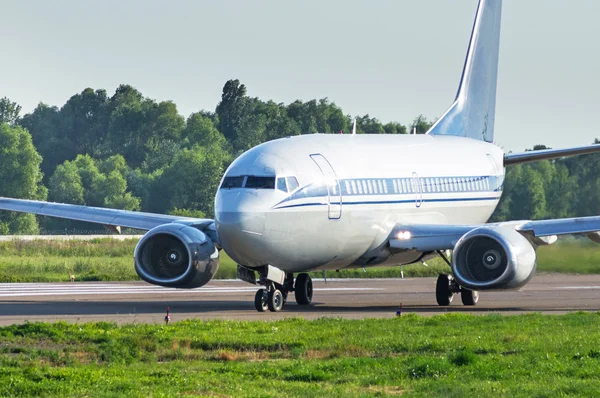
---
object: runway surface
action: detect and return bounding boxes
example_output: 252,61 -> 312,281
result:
0,274 -> 599,325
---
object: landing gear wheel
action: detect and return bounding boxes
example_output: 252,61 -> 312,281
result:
267,289 -> 284,312
461,288 -> 479,306
295,273 -> 313,305
436,274 -> 454,306
254,289 -> 268,312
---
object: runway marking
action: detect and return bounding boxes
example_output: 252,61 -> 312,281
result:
558,286 -> 600,290
0,284 -> 383,298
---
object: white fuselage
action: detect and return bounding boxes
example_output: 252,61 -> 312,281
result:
215,134 -> 505,272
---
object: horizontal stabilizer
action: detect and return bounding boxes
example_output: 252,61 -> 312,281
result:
504,144 -> 600,166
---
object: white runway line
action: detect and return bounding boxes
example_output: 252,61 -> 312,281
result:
0,283 -> 383,298
558,286 -> 600,290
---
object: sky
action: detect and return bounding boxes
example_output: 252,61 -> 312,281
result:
2,0 -> 599,152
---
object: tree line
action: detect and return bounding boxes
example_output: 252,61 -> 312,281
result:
0,80 -> 598,233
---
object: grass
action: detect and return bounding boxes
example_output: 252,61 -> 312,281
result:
0,237 -> 597,283
1,313 -> 600,396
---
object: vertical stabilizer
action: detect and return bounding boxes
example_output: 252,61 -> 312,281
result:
427,0 -> 502,142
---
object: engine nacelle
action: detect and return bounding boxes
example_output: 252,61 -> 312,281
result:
134,223 -> 219,289
452,226 -> 536,290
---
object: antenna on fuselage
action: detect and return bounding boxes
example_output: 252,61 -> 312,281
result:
352,118 -> 357,135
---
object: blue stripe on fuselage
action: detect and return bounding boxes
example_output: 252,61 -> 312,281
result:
274,195 -> 501,210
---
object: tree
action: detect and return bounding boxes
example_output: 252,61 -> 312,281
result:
19,103 -> 71,180
59,88 -> 110,156
101,171 -> 140,211
265,111 -> 301,141
383,122 -> 407,135
532,144 -> 550,151
48,161 -> 85,205
233,110 -> 267,152
355,115 -> 385,134
287,100 -> 317,134
169,208 -> 206,219
509,166 -> 547,220
216,79 -> 247,142
0,123 -> 47,234
410,114 -> 433,134
545,162 -> 574,219
154,145 -> 227,217
108,86 -> 185,167
126,168 -> 159,211
0,97 -> 22,126
183,112 -> 226,149
49,154 -> 141,211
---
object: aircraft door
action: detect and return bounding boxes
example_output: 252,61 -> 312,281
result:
412,172 -> 423,208
310,154 -> 342,219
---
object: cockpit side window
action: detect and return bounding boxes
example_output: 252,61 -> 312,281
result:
221,176 -> 245,189
245,176 -> 275,189
276,177 -> 288,192
286,177 -> 299,192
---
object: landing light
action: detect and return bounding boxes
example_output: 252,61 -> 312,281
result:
397,231 -> 412,240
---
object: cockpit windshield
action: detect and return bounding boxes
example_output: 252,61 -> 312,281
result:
220,175 -> 299,191
221,176 -> 245,189
245,176 -> 275,189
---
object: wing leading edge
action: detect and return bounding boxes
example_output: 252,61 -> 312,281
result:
390,216 -> 600,252
0,197 -> 213,231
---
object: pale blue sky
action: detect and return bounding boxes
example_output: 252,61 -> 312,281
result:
2,0 -> 599,151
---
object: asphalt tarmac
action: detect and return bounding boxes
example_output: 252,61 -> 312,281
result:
0,274 -> 598,325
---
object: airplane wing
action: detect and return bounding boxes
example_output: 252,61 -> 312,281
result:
390,216 -> 600,252
0,197 -> 213,231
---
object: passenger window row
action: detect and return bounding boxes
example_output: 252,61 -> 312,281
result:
420,177 -> 491,193
341,177 -> 493,195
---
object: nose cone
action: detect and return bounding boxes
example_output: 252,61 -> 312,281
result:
215,190 -> 268,267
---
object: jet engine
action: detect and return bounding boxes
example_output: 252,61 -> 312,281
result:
452,226 -> 536,290
134,223 -> 219,288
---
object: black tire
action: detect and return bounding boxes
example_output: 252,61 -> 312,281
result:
436,274 -> 454,306
267,289 -> 284,312
461,289 -> 479,306
254,289 -> 268,312
295,273 -> 313,305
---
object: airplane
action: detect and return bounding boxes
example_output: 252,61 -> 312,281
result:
2,0 -> 600,313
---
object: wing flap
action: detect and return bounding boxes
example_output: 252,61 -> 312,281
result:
0,197 -> 212,231
516,216 -> 600,238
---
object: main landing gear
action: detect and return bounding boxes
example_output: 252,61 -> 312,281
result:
434,250 -> 479,306
435,274 -> 479,306
253,272 -> 313,312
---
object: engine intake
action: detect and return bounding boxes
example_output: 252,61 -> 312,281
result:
134,223 -> 219,288
452,226 -> 536,290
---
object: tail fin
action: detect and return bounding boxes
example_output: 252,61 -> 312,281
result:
427,0 -> 502,143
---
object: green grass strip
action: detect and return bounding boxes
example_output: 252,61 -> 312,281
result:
1,313 -> 600,396
0,238 -> 597,283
